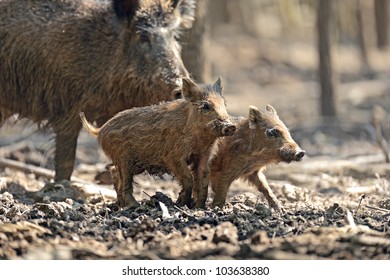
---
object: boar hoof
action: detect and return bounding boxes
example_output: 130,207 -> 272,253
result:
271,202 -> 286,214
210,199 -> 225,209
176,195 -> 195,209
194,199 -> 206,209
117,195 -> 139,208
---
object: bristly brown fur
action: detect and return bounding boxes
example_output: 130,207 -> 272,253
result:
208,105 -> 305,213
0,0 -> 195,181
80,77 -> 235,208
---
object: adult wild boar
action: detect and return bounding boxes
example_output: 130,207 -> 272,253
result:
80,77 -> 236,208
0,0 -> 194,180
209,105 -> 305,213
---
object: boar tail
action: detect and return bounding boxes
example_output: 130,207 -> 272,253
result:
79,112 -> 100,137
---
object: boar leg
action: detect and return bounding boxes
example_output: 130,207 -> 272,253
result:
171,160 -> 194,208
210,174 -> 230,208
108,165 -> 121,202
247,171 -> 285,214
114,164 -> 125,206
54,127 -> 80,181
191,155 -> 210,209
116,163 -> 139,208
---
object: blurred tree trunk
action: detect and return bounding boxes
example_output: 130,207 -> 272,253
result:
356,0 -> 370,69
317,0 -> 337,117
181,0 -> 211,83
374,0 -> 389,48
209,0 -> 230,35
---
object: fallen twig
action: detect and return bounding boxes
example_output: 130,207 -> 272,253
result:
0,157 -> 117,200
0,157 -> 96,185
354,195 -> 365,217
142,191 -> 152,198
0,157 -> 54,179
381,213 -> 390,219
173,205 -> 195,218
364,205 -> 390,213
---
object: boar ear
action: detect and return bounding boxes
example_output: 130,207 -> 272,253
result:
113,0 -> 139,20
182,77 -> 201,102
171,0 -> 195,29
265,104 -> 278,115
213,76 -> 223,94
248,105 -> 262,129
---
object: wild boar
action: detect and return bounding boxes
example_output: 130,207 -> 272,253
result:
80,77 -> 236,208
208,105 -> 305,213
0,0 -> 194,181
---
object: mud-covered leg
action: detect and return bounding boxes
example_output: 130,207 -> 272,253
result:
189,156 -> 199,202
117,163 -> 139,208
210,173 -> 230,208
171,160 -> 194,208
193,155 -> 210,208
108,164 -> 122,203
54,127 -> 80,181
247,171 -> 285,214
114,164 -> 125,206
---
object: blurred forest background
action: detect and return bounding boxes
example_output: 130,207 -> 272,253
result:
181,0 -> 390,161
1,0 -> 389,166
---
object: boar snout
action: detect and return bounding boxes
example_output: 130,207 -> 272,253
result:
294,150 -> 306,161
222,123 -> 236,136
280,147 -> 305,163
208,119 -> 236,136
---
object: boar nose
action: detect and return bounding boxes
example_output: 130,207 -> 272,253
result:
222,124 -> 236,136
294,150 -> 305,161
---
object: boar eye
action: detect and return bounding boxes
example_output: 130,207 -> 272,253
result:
266,128 -> 280,138
200,102 -> 211,112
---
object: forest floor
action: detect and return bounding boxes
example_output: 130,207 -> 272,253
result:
0,26 -> 390,260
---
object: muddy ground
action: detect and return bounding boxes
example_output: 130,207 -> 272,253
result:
1,21 -> 390,260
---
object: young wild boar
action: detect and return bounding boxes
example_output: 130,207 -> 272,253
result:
0,0 -> 194,181
80,77 -> 236,208
208,105 -> 305,213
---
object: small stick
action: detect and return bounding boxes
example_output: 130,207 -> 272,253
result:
365,205 -> 390,213
0,157 -> 97,185
381,213 -> 390,219
354,195 -> 365,216
0,158 -> 54,179
142,191 -> 152,198
229,200 -> 243,204
173,205 -> 195,218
